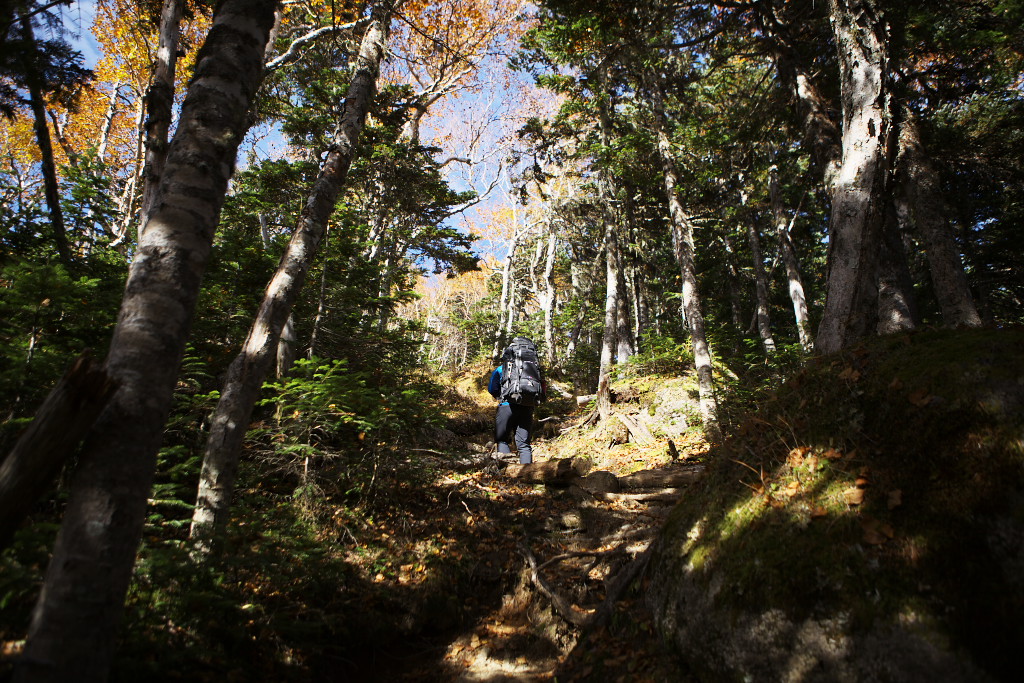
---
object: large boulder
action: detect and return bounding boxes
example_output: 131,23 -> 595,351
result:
646,329 -> 1024,681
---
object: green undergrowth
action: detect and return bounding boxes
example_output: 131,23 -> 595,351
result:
659,327 -> 1024,678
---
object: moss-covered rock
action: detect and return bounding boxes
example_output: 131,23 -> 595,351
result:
646,328 -> 1024,681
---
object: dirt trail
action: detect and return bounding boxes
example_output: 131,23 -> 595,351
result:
382,374 -> 706,681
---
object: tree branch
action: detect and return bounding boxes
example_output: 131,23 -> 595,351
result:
264,18 -> 371,73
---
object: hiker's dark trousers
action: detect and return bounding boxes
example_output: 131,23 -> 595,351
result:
495,403 -> 533,464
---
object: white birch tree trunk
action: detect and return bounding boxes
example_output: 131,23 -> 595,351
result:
596,223 -> 618,421
139,0 -> 184,223
740,186 -> 776,354
13,4 -> 279,681
650,84 -> 721,441
541,230 -> 558,367
189,2 -> 394,555
817,0 -> 893,355
769,166 -> 814,351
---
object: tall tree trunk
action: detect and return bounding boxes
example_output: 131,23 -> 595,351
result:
542,230 -> 558,367
139,0 -> 185,223
649,83 -> 721,442
876,203 -> 918,334
741,187 -> 776,354
493,208 -> 523,358
720,231 -> 746,344
96,81 -> 121,162
770,166 -> 814,351
596,223 -> 618,421
615,254 -> 634,362
308,225 -> 331,358
897,110 -> 982,328
189,2 -> 393,556
110,96 -> 147,250
756,3 -> 843,189
817,0 -> 893,354
13,4 -> 280,681
20,15 -> 71,267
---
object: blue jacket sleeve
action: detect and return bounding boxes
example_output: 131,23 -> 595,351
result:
487,367 -> 502,398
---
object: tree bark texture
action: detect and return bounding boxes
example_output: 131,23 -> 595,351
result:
817,0 -> 893,355
896,110 -> 982,328
0,355 -> 117,551
189,2 -> 393,555
596,222 -> 619,422
20,15 -> 71,267
876,205 -> 918,334
650,84 -> 721,442
139,0 -> 185,222
756,3 -> 843,189
769,167 -> 814,351
14,4 -> 280,681
542,230 -> 558,366
741,187 -> 776,354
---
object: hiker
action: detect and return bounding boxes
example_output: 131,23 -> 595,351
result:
488,337 -> 546,465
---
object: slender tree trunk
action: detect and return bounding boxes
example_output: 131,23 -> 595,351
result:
308,225 -> 331,358
596,223 -> 618,421
20,15 -> 71,267
139,0 -> 185,223
110,95 -> 146,249
741,187 -> 776,354
897,109 -> 982,328
817,0 -> 893,354
13,4 -> 279,681
876,203 -> 918,334
720,231 -> 745,343
96,81 -> 121,161
493,209 -> 523,358
649,83 -> 721,441
276,313 -> 296,377
615,253 -> 634,362
769,166 -> 814,351
189,2 -> 393,555
542,230 -> 558,367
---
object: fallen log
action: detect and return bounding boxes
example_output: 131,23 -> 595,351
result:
506,458 -> 586,484
618,467 -> 703,489
589,488 -> 682,504
0,352 -> 118,550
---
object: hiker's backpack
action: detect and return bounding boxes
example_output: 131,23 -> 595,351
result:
500,337 -> 544,406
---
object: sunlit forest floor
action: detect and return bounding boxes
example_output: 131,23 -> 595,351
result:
5,329 -> 1021,680
2,360 -> 706,682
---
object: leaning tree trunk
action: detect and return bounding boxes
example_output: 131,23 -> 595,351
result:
769,166 -> 814,351
756,2 -> 843,189
189,2 -> 394,556
817,0 -> 893,355
139,0 -> 185,223
649,83 -> 722,442
20,15 -> 71,267
13,4 -> 280,682
897,109 -> 982,328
